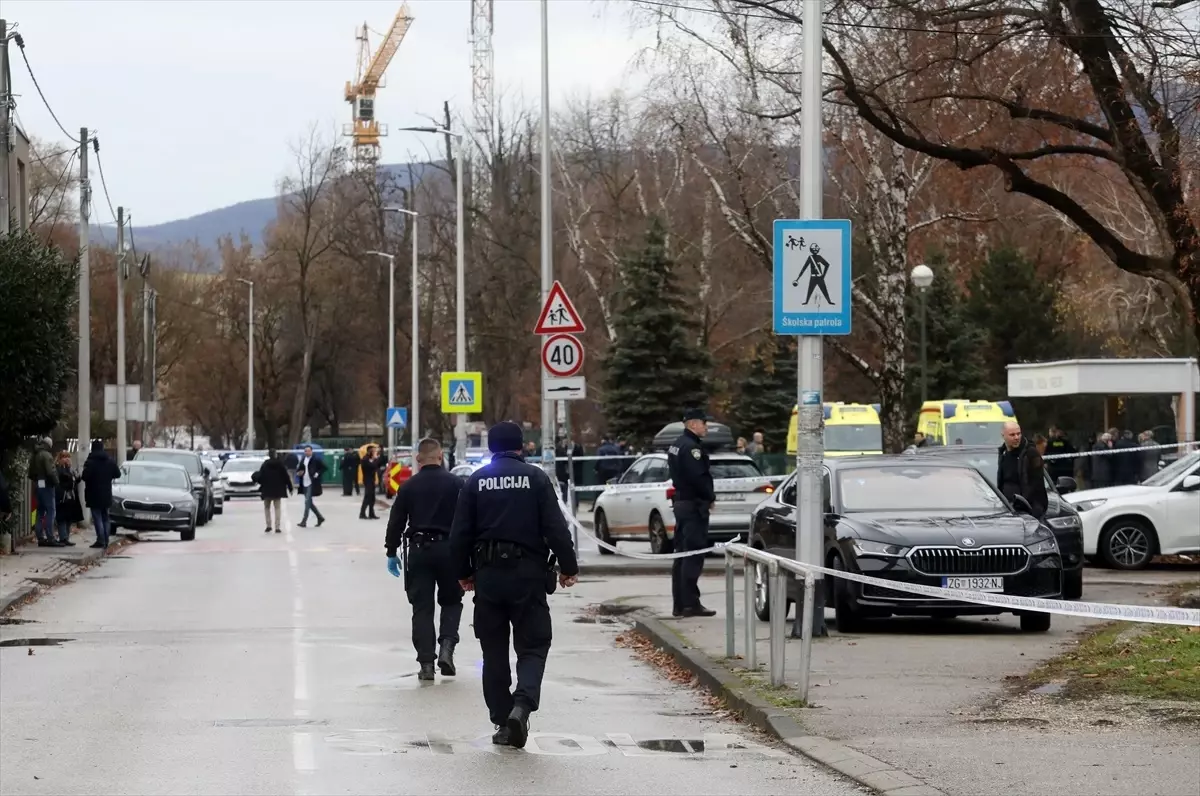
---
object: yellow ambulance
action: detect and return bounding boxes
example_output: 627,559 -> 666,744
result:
787,402 -> 883,456
916,400 -> 1017,446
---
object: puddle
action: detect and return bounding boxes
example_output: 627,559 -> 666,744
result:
0,618 -> 36,625
0,637 -> 73,647
596,603 -> 641,616
1032,682 -> 1065,696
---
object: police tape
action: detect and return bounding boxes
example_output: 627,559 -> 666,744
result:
722,545 -> 1200,627
556,499 -> 737,561
1042,440 -> 1198,461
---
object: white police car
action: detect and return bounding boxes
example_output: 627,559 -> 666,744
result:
591,450 -> 775,555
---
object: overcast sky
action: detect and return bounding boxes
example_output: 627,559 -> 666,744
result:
6,0 -> 656,226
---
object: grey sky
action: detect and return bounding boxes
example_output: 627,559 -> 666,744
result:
6,0 -> 654,226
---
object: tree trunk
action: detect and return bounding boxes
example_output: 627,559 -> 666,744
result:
288,332 -> 316,445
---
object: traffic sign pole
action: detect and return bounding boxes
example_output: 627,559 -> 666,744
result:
535,281 -> 587,469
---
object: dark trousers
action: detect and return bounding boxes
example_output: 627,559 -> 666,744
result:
473,563 -> 552,725
405,538 -> 464,664
671,501 -> 711,613
359,482 -> 377,517
341,471 -> 354,496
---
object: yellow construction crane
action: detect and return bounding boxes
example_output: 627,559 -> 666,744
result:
344,3 -> 414,165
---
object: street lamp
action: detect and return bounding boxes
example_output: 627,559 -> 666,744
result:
910,264 -> 934,404
236,278 -> 255,450
383,206 -> 420,449
398,124 -> 467,464
367,250 -> 398,457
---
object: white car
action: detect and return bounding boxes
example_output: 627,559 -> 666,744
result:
220,457 -> 268,498
1064,450 -> 1200,569
591,452 -> 776,555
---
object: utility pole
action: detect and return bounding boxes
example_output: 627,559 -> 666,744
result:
538,0 -> 555,476
142,256 -> 152,444
1,19 -> 10,235
77,128 -> 91,470
148,289 -> 157,442
116,207 -> 128,464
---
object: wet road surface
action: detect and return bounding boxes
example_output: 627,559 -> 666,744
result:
0,491 -> 860,796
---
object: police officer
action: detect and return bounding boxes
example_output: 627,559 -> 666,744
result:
449,421 -> 579,749
359,445 -> 380,520
386,438 -> 465,681
668,409 -> 717,618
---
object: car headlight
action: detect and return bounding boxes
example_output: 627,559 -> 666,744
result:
1047,514 -> 1081,530
852,539 -> 909,557
173,500 -> 195,510
1073,498 -> 1107,512
1026,536 -> 1059,555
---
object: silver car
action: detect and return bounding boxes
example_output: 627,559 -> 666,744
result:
110,461 -> 199,541
221,457 -> 267,498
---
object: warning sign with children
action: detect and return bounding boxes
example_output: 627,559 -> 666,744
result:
772,219 -> 853,336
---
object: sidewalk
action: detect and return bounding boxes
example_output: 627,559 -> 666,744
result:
0,528 -> 125,614
618,574 -> 1200,796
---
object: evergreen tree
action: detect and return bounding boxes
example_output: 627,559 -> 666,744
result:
729,335 -> 796,452
603,219 -> 711,447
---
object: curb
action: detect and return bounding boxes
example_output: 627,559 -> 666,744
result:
629,612 -> 947,796
0,584 -> 39,615
0,538 -> 129,616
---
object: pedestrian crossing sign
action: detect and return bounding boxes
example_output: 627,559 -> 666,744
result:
386,407 -> 408,429
440,371 -> 483,414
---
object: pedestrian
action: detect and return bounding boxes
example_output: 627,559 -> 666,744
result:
340,447 -> 359,497
27,437 -> 59,548
554,435 -> 584,511
744,431 -> 763,456
667,409 -> 717,618
296,446 -> 326,528
359,445 -> 381,520
594,437 -> 624,485
129,439 -> 143,461
254,450 -> 293,533
284,449 -> 300,488
995,422 -> 1048,518
385,438 -> 465,681
448,421 -> 579,749
1139,430 -> 1159,481
53,451 -> 82,547
1113,429 -> 1140,485
81,440 -> 121,550
1045,426 -> 1076,483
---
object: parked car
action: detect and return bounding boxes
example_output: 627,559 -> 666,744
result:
201,454 -> 225,514
1064,450 -> 1200,570
133,449 -> 215,525
592,451 -> 775,555
748,456 -> 1064,633
109,461 -> 199,541
219,456 -> 267,498
913,445 -> 1084,599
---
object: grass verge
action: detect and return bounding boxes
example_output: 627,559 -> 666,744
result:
1027,622 -> 1200,701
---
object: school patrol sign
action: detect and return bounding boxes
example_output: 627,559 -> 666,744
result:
772,219 -> 852,336
440,372 -> 483,414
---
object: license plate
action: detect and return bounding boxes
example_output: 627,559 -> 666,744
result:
942,576 -> 1004,592
715,493 -> 746,502
133,513 -> 158,521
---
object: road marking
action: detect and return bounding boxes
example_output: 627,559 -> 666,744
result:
283,503 -> 315,779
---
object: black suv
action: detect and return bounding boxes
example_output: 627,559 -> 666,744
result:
913,445 -> 1084,599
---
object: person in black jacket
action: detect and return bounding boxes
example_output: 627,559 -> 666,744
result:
340,447 -> 361,497
81,440 -> 121,550
359,446 -> 381,520
1112,429 -> 1140,485
1044,427 -> 1077,483
449,421 -> 579,749
667,409 -> 717,618
53,450 -> 82,547
296,446 -> 326,528
385,438 -> 465,680
254,451 -> 293,533
996,422 -> 1048,519
594,437 -> 624,485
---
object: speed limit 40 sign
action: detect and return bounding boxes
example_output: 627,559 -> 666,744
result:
542,334 -> 584,378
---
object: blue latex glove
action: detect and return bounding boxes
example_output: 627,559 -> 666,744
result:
387,556 -> 402,578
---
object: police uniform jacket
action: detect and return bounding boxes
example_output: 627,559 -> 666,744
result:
667,429 -> 715,503
385,464 -> 463,557
449,452 -> 579,580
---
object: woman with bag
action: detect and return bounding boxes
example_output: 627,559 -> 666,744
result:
54,451 -> 83,547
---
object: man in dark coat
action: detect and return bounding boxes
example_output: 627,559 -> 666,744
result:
995,422 -> 1048,519
359,446 -> 381,520
340,448 -> 361,496
595,437 -> 624,485
81,440 -> 121,550
254,450 -> 293,533
1112,429 -> 1140,485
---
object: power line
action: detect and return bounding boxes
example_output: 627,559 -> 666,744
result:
29,144 -> 77,164
91,137 -> 119,226
11,34 -> 76,140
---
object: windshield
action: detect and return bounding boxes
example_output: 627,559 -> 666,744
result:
838,465 -> 1007,513
137,450 -> 201,475
1142,451 -> 1200,488
824,424 -> 882,452
119,465 -> 189,490
943,422 -> 1006,446
711,460 -> 763,479
223,459 -> 264,473
928,451 -> 1061,493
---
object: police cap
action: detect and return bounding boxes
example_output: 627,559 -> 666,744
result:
488,421 -> 524,453
682,408 -> 710,423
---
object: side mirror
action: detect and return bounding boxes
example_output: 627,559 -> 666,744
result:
1055,476 -> 1077,495
1181,474 -> 1200,491
1011,494 -> 1033,514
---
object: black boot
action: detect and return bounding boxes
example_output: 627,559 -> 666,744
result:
418,662 -> 436,681
506,705 -> 530,749
437,640 -> 457,677
491,725 -> 511,745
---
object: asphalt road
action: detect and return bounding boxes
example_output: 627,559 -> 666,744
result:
0,491 -> 860,796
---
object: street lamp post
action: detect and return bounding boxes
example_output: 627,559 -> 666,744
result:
383,207 -> 420,448
911,264 -> 934,404
367,251 -> 398,456
398,125 -> 466,464
237,278 -> 255,450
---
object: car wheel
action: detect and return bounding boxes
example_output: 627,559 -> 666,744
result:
1099,518 -> 1157,570
649,512 -> 673,555
214,502 -> 224,515
197,502 -> 208,526
594,510 -> 615,556
1063,569 -> 1083,600
1019,611 -> 1051,632
754,559 -> 771,621
181,523 -> 196,542
831,555 -> 864,633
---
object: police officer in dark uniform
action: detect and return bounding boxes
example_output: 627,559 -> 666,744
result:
449,421 -> 579,749
385,438 -> 465,681
668,409 -> 717,618
359,445 -> 381,519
